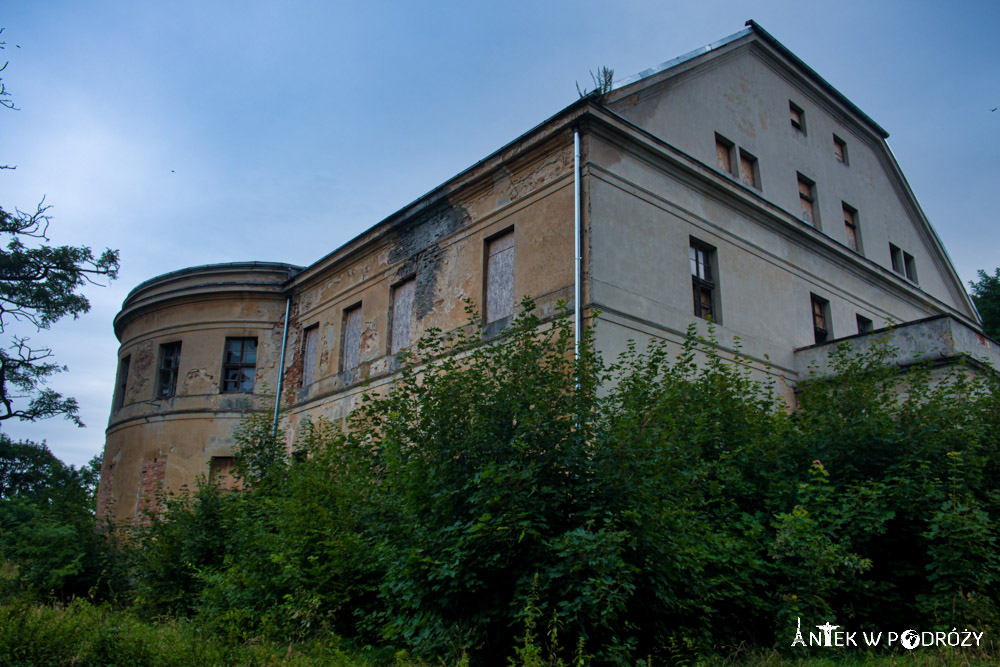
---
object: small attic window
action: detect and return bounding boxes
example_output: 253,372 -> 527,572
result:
715,133 -> 735,176
789,101 -> 805,133
833,135 -> 848,164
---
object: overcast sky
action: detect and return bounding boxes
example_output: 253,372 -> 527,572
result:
2,0 -> 998,467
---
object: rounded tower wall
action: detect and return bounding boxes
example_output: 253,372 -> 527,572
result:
98,262 -> 300,524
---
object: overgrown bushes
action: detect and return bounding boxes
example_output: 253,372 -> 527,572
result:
3,302 -> 999,664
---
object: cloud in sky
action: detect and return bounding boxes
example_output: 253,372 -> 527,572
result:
2,0 -> 998,466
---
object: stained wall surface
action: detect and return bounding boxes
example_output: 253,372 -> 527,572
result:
98,27 -> 987,524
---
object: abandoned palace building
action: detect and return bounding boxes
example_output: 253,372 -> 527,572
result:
97,22 -> 997,523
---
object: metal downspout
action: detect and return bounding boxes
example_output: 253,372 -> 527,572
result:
574,128 -> 582,362
273,296 -> 291,437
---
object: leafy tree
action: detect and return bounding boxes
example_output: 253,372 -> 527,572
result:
0,29 -> 120,424
969,267 -> 1000,339
0,434 -> 112,599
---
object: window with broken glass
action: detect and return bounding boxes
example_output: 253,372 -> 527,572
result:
221,337 -> 257,393
115,355 -> 131,409
691,241 -> 718,322
157,342 -> 181,397
811,295 -> 830,344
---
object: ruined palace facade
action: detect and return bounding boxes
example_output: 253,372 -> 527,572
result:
98,22 -> 995,523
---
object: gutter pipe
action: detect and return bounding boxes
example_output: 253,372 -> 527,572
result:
273,296 -> 291,437
574,128 -> 582,362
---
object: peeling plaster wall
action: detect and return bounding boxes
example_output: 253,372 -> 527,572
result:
99,264 -> 296,524
281,137 -> 577,444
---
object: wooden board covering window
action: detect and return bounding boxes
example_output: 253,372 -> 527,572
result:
341,306 -> 362,372
302,325 -> 318,386
739,151 -> 757,188
486,231 -> 514,323
843,205 -> 858,252
798,177 -> 815,224
834,136 -> 847,163
716,138 -> 733,174
210,456 -> 241,491
391,278 -> 415,355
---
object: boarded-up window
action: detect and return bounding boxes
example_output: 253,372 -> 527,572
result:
210,456 -> 241,491
341,305 -> 362,372
789,101 -> 805,132
798,174 -> 817,226
739,149 -> 759,188
485,230 -> 514,323
833,135 -> 848,164
302,325 -> 318,386
715,134 -> 734,175
391,278 -> 416,356
222,338 -> 257,393
843,203 -> 860,253
157,342 -> 181,397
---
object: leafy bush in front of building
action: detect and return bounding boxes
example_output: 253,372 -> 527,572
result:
125,303 -> 1000,664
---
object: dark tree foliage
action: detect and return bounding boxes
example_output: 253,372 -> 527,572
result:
970,267 -> 1000,339
0,29 -> 120,425
0,434 -> 113,599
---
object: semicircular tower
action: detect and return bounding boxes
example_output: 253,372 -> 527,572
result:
98,262 -> 301,524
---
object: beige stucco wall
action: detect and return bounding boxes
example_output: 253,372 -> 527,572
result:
605,39 -> 973,321
99,263 -> 296,523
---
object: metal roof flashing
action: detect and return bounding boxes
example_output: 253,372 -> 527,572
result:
610,21 -> 889,141
613,27 -> 754,89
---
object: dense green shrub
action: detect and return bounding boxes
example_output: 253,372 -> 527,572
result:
122,305 -> 1000,663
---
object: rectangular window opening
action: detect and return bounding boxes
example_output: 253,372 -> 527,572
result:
485,229 -> 514,324
811,294 -> 831,345
739,149 -> 760,189
390,278 -> 416,356
116,355 -> 131,409
341,305 -> 362,372
798,173 -> 819,227
842,203 -> 860,253
889,243 -> 904,275
833,135 -> 848,164
209,456 -> 241,491
302,325 -> 318,387
222,337 -> 257,393
857,314 -> 874,334
690,240 -> 719,323
715,133 -> 735,175
789,101 -> 806,133
904,252 -> 918,283
157,342 -> 181,398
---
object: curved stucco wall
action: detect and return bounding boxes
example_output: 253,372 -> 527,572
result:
98,262 -> 300,524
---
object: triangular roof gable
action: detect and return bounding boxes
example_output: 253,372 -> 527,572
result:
602,22 -> 977,322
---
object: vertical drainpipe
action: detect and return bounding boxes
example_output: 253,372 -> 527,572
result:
272,296 -> 291,437
574,127 -> 582,362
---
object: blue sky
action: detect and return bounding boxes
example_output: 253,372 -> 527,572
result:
2,0 -> 998,467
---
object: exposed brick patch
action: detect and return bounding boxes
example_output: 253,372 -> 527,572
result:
279,297 -> 303,408
96,462 -> 115,522
134,456 -> 167,526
